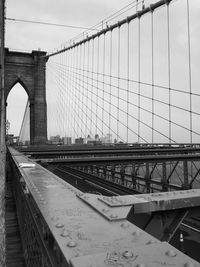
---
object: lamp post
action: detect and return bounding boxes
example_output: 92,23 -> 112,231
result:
6,120 -> 10,135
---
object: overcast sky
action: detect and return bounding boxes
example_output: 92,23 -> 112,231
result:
5,0 -> 200,143
6,0 -> 142,136
5,0 -> 144,52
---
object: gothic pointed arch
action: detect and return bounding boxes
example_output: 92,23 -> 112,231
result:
4,48 -> 48,144
6,76 -> 32,102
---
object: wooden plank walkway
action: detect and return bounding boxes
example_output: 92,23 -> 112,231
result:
6,177 -> 26,267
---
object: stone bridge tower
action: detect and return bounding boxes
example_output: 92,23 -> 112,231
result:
4,48 -> 48,145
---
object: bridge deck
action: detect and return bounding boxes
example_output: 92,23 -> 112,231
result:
8,147 -> 200,266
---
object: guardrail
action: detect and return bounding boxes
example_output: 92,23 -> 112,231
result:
8,150 -> 66,267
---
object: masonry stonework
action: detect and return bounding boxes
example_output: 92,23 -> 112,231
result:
4,48 -> 48,145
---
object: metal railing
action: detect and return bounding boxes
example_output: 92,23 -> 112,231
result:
8,152 -> 66,267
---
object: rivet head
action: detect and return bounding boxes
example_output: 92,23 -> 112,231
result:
122,250 -> 133,259
110,214 -> 118,219
121,222 -> 129,228
110,199 -> 117,204
51,216 -> 59,221
165,250 -> 177,257
75,252 -> 84,257
56,223 -> 64,228
184,262 -> 195,267
60,229 -> 69,237
67,240 -> 77,248
102,208 -> 109,213
132,230 -> 140,237
146,240 -> 155,245
118,199 -> 125,204
113,196 -> 119,201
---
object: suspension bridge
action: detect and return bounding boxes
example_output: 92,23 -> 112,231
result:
1,0 -> 200,266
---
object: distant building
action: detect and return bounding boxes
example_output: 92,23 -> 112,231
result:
100,133 -> 112,144
63,137 -> 72,145
75,137 -> 84,145
87,134 -> 92,143
86,134 -> 102,145
87,139 -> 102,146
95,134 -> 100,141
49,135 -> 62,145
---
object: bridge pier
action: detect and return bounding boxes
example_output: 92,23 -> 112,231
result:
5,49 -> 48,145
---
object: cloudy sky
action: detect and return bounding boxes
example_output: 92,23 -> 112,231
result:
5,0 -> 200,143
6,0 -> 142,136
5,0 -> 146,52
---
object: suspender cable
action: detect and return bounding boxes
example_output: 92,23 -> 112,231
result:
76,45 -> 79,137
137,16 -> 141,143
85,41 -> 90,138
102,33 -> 106,136
49,61 -> 87,139
90,39 -> 95,135
109,30 -> 113,140
187,0 -> 192,143
82,42 -> 86,139
61,50 -> 65,137
151,9 -> 154,143
68,50 -> 73,138
126,22 -> 130,143
75,46 -> 79,136
64,50 -> 68,137
117,25 -> 121,142
58,53 -> 62,135
69,48 -> 74,138
166,2 -> 172,143
78,45 -> 85,138
72,47 -> 76,138
68,47 -> 86,138
63,64 -> 110,139
96,37 -> 100,136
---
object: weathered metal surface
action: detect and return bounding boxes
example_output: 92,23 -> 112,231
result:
98,195 -> 146,207
144,209 -> 189,242
37,153 -> 200,165
9,147 -> 200,266
20,146 -> 200,158
28,144 -> 200,191
98,189 -> 200,211
9,148 -> 157,260
78,190 -> 200,223
77,194 -> 132,221
37,154 -> 200,190
70,242 -> 200,267
132,190 -> 200,213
